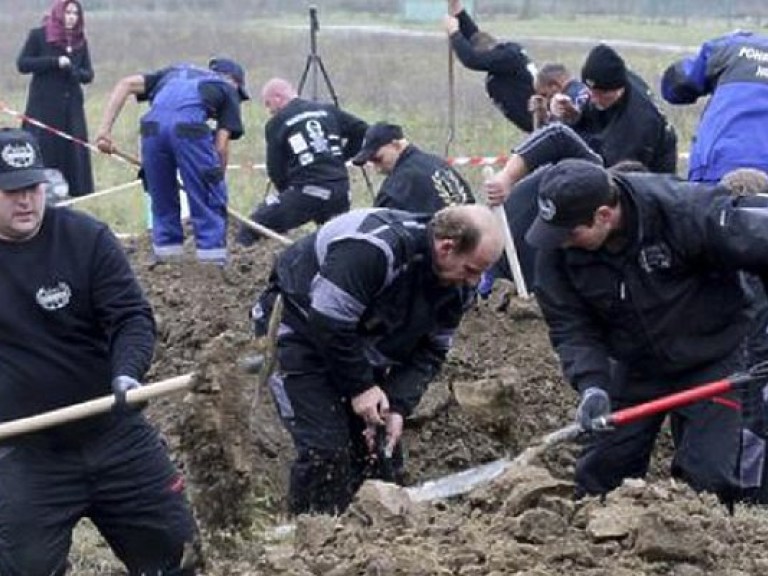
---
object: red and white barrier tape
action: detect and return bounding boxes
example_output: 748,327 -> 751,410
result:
446,155 -> 509,167
227,156 -> 512,172
2,102 -> 691,176
0,101 -> 137,168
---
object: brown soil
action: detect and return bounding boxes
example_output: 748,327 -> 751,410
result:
74,230 -> 768,575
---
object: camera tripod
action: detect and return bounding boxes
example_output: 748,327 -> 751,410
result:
297,5 -> 339,105
296,5 -> 374,200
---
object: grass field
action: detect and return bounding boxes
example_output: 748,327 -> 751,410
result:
0,8 -> 755,572
0,9 -> 740,232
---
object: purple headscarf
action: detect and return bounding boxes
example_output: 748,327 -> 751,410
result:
43,0 -> 86,50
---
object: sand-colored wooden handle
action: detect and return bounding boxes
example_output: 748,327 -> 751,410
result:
0,373 -> 195,441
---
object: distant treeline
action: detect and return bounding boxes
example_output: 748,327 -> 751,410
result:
13,0 -> 768,22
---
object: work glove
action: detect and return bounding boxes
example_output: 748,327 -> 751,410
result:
477,270 -> 495,300
111,375 -> 142,412
576,386 -> 610,431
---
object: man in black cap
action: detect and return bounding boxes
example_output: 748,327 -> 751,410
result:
96,56 -> 248,266
352,121 -> 474,213
0,128 -> 199,574
237,77 -> 368,246
528,157 -> 768,505
573,43 -> 678,174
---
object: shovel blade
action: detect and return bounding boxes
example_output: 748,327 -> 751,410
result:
405,458 -> 511,502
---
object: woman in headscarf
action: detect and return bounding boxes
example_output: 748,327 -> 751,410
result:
17,0 -> 94,196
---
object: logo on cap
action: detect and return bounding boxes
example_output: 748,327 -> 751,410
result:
538,196 -> 557,222
2,142 -> 37,169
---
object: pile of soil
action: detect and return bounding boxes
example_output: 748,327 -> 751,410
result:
74,231 -> 768,574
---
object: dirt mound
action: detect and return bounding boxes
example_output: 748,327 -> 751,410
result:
261,469 -> 768,575
68,232 -> 768,575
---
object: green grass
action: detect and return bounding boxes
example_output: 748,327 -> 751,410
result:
1,11 -> 716,232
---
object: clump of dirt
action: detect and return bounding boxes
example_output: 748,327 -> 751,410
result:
258,469 -> 768,575
83,231 -> 768,575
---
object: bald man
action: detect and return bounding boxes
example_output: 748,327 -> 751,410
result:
251,205 -> 503,514
237,78 -> 368,246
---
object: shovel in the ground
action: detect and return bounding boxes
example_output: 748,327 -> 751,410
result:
406,361 -> 768,502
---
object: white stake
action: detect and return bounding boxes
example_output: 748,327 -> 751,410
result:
482,166 -> 531,299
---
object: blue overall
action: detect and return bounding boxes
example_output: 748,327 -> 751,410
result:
141,66 -> 228,264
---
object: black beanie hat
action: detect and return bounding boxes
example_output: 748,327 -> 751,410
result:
581,44 -> 627,90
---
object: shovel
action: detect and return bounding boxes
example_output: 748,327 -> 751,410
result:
110,144 -> 293,246
406,362 -> 768,502
0,373 -> 195,442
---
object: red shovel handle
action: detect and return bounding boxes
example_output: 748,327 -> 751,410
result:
591,371 -> 758,430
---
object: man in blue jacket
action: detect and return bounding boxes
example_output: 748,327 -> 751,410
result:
96,57 -> 248,265
662,31 -> 768,182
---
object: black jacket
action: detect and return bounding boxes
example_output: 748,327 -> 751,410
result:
374,145 -> 474,212
265,97 -> 367,191
535,173 -> 768,392
574,72 -> 677,174
0,207 -> 155,425
450,10 -> 535,133
273,209 -> 474,416
17,26 -> 94,196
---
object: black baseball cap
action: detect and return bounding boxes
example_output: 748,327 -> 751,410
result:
525,159 -> 612,250
209,57 -> 250,101
352,122 -> 404,166
0,128 -> 49,192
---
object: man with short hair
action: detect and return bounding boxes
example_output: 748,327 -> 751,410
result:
253,204 -> 503,514
533,62 -> 590,126
96,57 -> 248,266
574,44 -> 678,174
443,0 -> 536,132
352,121 -> 474,213
527,158 -> 768,504
237,77 -> 368,246
0,128 -> 199,575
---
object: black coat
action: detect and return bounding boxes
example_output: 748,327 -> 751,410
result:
574,72 -> 678,175
373,145 -> 474,213
534,174 -> 768,394
17,27 -> 94,196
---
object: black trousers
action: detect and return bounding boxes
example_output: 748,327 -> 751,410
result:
0,412 -> 199,576
576,352 -> 744,503
237,181 -> 350,246
269,323 -> 402,515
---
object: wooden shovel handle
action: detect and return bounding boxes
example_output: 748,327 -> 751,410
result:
0,373 -> 194,441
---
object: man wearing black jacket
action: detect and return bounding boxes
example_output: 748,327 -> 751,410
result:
527,158 -> 768,504
352,121 -> 474,213
444,0 -> 536,133
0,128 -> 198,575
574,44 -> 678,174
237,77 -> 368,246
252,204 -> 503,514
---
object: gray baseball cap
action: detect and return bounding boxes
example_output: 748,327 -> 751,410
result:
0,128 -> 49,192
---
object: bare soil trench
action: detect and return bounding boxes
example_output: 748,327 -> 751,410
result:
70,231 -> 768,575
